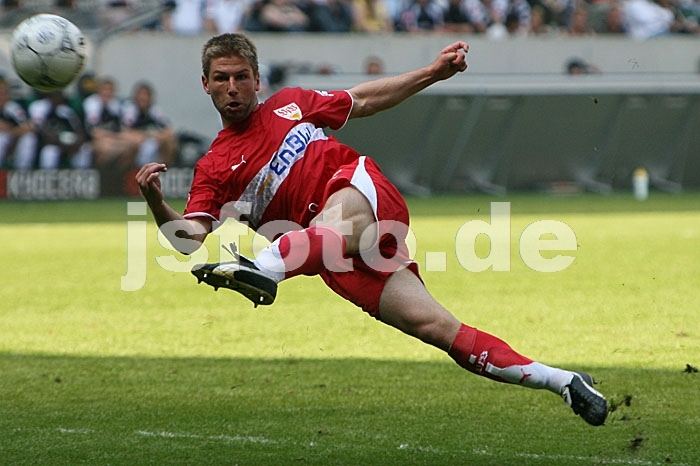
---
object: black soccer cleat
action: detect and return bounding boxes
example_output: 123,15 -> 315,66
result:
562,372 -> 608,426
192,257 -> 277,307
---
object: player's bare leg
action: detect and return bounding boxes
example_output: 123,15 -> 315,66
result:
378,268 -> 608,426
310,187 -> 377,254
378,268 -> 461,351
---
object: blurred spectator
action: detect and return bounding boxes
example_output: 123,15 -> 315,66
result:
364,55 -> 385,74
28,91 -> 90,169
308,0 -> 355,32
68,72 -> 98,124
527,0 -> 574,32
465,0 -> 531,36
99,0 -> 135,30
121,81 -> 177,166
504,10 -> 522,35
623,0 -> 674,38
657,0 -> 700,33
353,0 -> 394,32
316,62 -> 339,74
397,0 -> 445,32
83,77 -> 137,170
0,78 -> 36,169
600,2 -> 627,33
443,0 -> 476,32
529,4 -> 554,34
504,0 -> 532,35
566,57 -> 601,75
678,0 -> 700,30
384,0 -> 409,26
164,0 -> 207,35
256,0 -> 310,32
243,0 -> 266,30
568,6 -> 594,35
205,0 -> 253,33
0,1 -> 26,28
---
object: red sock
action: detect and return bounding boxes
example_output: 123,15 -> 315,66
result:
448,323 -> 533,384
277,225 -> 348,279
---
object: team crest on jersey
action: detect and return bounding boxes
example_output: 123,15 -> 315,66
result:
273,103 -> 302,121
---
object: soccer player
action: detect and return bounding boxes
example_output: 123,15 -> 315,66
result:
136,33 -> 608,426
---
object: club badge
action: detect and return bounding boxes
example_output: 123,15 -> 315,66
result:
273,103 -> 302,121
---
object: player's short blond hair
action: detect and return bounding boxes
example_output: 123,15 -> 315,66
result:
202,33 -> 259,79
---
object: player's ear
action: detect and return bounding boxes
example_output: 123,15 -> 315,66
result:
201,74 -> 210,94
255,73 -> 260,93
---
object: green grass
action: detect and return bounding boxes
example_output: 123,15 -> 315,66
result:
1,195 -> 699,465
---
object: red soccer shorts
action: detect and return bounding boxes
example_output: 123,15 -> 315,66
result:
317,156 -> 421,317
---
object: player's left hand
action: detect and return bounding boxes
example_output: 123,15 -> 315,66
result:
431,41 -> 469,81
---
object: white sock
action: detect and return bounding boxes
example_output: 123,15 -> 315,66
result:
252,241 -> 285,283
485,362 -> 574,394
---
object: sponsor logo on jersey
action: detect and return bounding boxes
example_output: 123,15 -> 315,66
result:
313,90 -> 334,97
273,103 -> 302,121
269,124 -> 315,176
235,123 -> 327,229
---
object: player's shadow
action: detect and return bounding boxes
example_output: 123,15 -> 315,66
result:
1,352 -> 698,465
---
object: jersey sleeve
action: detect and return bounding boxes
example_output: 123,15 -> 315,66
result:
184,160 -> 223,222
294,88 -> 353,130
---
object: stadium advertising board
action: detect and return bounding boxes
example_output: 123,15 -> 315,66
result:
0,169 -> 100,200
0,168 -> 193,200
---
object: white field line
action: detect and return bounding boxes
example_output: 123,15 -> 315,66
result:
56,428 -> 94,434
515,452 -> 664,465
135,430 -> 273,444
52,427 -> 688,466
470,448 -> 679,466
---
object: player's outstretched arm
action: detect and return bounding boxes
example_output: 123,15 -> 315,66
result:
348,41 -> 469,119
136,163 -> 211,255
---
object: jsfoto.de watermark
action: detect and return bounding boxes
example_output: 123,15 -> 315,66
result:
121,201 -> 578,291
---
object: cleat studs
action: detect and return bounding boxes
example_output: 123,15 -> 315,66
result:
197,279 -> 202,284
214,287 -> 218,291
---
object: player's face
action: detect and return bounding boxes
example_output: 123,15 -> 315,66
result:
202,55 -> 260,126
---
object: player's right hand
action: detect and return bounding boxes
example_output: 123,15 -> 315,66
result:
136,162 -> 167,206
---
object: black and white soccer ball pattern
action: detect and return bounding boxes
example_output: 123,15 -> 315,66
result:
11,14 -> 87,93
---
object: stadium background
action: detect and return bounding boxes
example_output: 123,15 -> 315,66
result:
0,0 -> 699,200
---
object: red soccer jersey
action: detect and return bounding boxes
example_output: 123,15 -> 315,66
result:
184,87 -> 358,233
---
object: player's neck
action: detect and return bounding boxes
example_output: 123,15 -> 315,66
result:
222,104 -> 259,132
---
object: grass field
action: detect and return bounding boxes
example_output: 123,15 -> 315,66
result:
1,194 -> 699,465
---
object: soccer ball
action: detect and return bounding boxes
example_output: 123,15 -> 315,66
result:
11,14 -> 87,92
